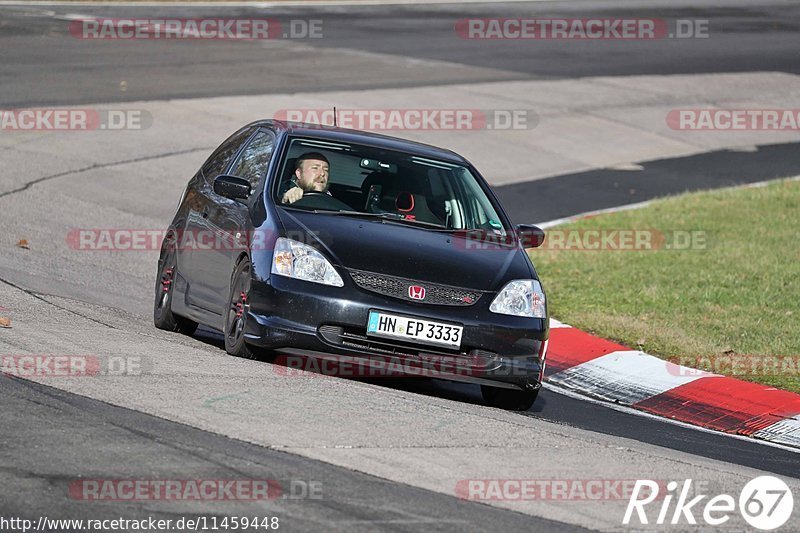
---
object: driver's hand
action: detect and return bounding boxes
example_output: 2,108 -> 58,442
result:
282,186 -> 304,204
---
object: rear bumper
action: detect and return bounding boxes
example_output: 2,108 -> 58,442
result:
244,275 -> 548,391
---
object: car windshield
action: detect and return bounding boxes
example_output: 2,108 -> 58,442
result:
274,137 -> 508,234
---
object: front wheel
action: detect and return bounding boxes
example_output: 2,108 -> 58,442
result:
481,385 -> 539,411
224,257 -> 258,359
154,239 -> 198,335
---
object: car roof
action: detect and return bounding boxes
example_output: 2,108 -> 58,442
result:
249,119 -> 470,165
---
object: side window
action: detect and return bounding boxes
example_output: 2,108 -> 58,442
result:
230,130 -> 276,188
201,126 -> 256,179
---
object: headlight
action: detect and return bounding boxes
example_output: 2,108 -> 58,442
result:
271,237 -> 344,287
489,279 -> 546,318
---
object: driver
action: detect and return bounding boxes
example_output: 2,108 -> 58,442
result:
280,152 -> 331,204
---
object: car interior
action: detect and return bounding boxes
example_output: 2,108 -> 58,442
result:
275,138 -> 507,234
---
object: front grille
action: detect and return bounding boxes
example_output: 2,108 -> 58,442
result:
348,269 -> 483,306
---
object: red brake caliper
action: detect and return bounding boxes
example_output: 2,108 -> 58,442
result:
235,291 -> 247,318
161,268 -> 173,292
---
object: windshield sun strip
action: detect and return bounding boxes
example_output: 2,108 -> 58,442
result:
410,156 -> 459,170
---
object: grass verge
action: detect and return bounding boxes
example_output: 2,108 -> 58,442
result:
530,178 -> 800,393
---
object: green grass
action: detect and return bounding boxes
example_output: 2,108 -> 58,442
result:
530,178 -> 800,393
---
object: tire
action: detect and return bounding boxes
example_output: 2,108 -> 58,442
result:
481,385 -> 539,411
154,238 -> 198,335
224,257 -> 258,359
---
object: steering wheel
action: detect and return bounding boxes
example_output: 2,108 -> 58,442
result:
292,191 -> 352,211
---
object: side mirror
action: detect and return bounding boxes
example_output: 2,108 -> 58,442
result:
516,224 -> 545,248
214,175 -> 251,201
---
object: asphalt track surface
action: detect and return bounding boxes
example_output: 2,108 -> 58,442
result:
1,1 -> 800,531
1,376 -> 583,532
497,141 -> 800,223
2,0 -> 800,106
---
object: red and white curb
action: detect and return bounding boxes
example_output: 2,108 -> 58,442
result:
538,178 -> 800,449
545,314 -> 800,450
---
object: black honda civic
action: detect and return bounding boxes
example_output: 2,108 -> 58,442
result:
155,120 -> 548,410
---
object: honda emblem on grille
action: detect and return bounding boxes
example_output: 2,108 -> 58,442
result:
408,285 -> 426,300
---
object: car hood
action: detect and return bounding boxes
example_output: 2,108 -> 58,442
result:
276,209 -> 534,291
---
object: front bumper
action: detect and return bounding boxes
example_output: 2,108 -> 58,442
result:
244,274 -> 548,391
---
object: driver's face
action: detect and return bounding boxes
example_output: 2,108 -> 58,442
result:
295,159 -> 329,192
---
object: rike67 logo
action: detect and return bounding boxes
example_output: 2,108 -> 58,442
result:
624,476 -> 794,530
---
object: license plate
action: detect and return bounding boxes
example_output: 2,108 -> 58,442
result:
366,311 -> 463,348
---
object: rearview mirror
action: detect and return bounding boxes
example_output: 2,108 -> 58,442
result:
516,224 -> 545,248
360,158 -> 398,174
214,175 -> 251,201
